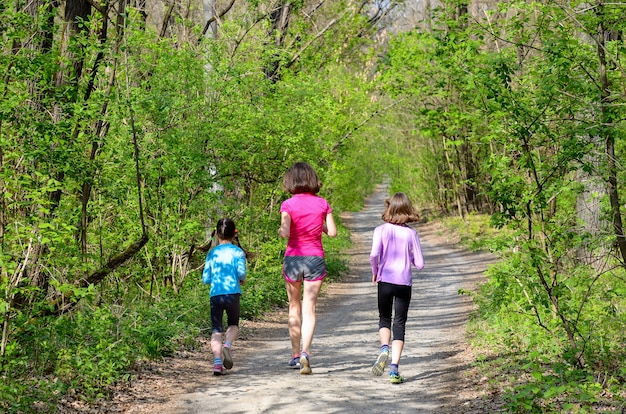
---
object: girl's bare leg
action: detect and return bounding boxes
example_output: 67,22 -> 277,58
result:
224,325 -> 239,345
378,327 -> 391,348
391,339 -> 404,366
372,327 -> 392,376
211,332 -> 223,360
222,325 -> 238,369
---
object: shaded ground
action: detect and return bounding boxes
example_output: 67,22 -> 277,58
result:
100,182 -> 498,413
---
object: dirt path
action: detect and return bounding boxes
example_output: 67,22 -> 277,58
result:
109,182 -> 494,414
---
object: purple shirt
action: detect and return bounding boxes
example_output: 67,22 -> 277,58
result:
280,193 -> 332,257
370,222 -> 424,286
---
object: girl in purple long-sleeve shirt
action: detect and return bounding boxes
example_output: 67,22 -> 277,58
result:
370,192 -> 424,384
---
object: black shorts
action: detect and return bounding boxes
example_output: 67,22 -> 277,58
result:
210,294 -> 241,334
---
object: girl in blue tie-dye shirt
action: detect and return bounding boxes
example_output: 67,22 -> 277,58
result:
202,218 -> 247,375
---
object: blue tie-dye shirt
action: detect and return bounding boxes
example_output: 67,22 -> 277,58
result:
202,243 -> 247,297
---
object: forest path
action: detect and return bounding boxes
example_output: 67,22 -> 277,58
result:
112,182 -> 494,413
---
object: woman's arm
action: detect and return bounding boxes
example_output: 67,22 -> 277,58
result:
324,213 -> 337,237
278,212 -> 291,238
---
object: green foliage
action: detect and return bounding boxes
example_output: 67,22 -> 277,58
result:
440,213 -> 509,251
240,269 -> 286,319
0,308 -> 132,410
0,286 -> 211,412
469,239 -> 626,410
467,334 -> 626,413
379,24 -> 495,213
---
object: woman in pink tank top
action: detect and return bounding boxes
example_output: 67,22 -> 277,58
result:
278,162 -> 337,375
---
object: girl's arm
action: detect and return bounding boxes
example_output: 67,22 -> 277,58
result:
370,227 -> 381,283
323,213 -> 338,237
370,256 -> 379,284
237,250 -> 247,285
411,232 -> 425,270
278,212 -> 291,238
202,255 -> 211,285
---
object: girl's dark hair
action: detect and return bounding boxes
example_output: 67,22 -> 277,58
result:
282,162 -> 322,194
382,192 -> 420,224
216,218 -> 237,240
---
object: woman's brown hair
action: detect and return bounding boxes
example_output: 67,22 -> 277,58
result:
282,162 -> 322,194
382,192 -> 420,224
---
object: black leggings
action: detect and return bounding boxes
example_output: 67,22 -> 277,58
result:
377,282 -> 412,342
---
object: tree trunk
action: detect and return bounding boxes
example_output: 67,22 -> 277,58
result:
264,1 -> 292,81
596,7 -> 626,267
575,142 -> 607,269
203,0 -> 218,39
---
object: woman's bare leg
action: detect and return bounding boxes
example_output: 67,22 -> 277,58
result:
301,279 -> 323,355
285,280 -> 303,355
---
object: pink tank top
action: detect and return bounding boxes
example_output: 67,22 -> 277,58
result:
280,193 -> 332,257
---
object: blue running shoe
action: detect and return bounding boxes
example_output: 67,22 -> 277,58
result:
288,356 -> 301,369
222,345 -> 233,370
299,353 -> 312,375
390,372 -> 405,384
372,351 -> 389,376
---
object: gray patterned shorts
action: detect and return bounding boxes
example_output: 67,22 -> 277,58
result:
282,256 -> 327,282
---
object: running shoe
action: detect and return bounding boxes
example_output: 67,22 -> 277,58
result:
222,345 -> 233,370
299,353 -> 312,375
213,363 -> 224,376
288,356 -> 301,369
371,350 -> 389,376
390,372 -> 405,384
